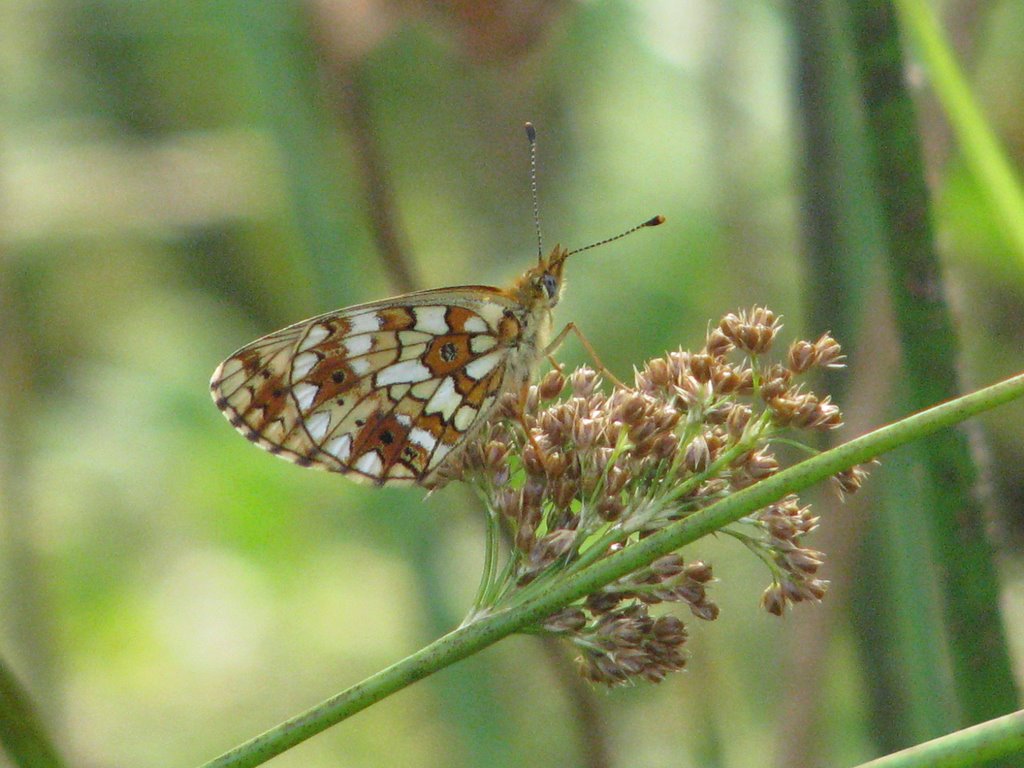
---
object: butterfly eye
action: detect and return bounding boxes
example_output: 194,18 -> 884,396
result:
541,273 -> 559,299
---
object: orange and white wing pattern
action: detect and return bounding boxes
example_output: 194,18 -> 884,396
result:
210,290 -> 527,486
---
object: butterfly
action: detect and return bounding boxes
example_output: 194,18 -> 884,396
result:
210,126 -> 663,487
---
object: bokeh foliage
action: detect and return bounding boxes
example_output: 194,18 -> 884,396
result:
1,1 -> 1022,766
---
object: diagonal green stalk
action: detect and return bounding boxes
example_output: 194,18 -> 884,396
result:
551,447 -> 735,583
895,0 -> 1024,265
196,371 -> 1024,768
849,1 -> 1019,741
556,411 -> 773,584
855,709 -> 1024,768
0,655 -> 66,768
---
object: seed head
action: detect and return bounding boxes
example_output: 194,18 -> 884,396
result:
788,333 -> 845,373
444,307 -> 864,686
538,369 -> 567,400
832,462 -> 874,499
719,306 -> 780,354
570,367 -> 602,398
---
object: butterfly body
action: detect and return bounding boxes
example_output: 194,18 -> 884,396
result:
210,245 -> 569,486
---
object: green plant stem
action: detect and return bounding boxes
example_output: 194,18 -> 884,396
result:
854,709 -> 1024,768
558,437 -> 755,582
895,0 -> 1024,264
849,0 -> 1018,740
0,656 -> 66,768
196,371 -> 1024,768
466,504 -> 501,620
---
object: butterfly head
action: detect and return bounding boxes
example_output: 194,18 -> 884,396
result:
513,244 -> 570,311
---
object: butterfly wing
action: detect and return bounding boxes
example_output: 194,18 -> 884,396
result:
210,288 -> 526,486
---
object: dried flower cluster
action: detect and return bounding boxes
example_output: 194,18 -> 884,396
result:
440,307 -> 868,686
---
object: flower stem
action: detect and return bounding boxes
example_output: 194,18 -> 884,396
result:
196,371 -> 1024,768
721,527 -> 780,575
465,502 -> 502,622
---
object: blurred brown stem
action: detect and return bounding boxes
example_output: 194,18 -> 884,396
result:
306,7 -> 420,294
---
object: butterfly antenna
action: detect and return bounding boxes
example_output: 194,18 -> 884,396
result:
566,215 -> 666,258
525,122 -> 544,262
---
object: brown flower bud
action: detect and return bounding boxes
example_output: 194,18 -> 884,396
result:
652,405 -> 681,432
764,514 -> 800,541
743,448 -> 779,479
585,590 -> 623,614
645,357 -> 672,389
726,404 -> 752,439
712,365 -> 745,394
705,327 -> 734,358
761,584 -> 786,616
689,600 -> 720,621
770,392 -> 843,430
522,442 -> 546,476
719,306 -> 779,354
496,392 -> 520,419
535,410 -> 567,448
612,392 -> 648,426
628,419 -> 658,446
652,615 -> 687,643
483,440 -> 511,485
806,578 -> 828,600
529,529 -> 577,568
524,385 -> 541,413
570,367 -> 601,398
683,560 -> 713,583
515,522 -> 536,553
787,339 -> 817,374
597,495 -> 625,521
759,364 -> 792,401
735,366 -> 755,393
520,479 -> 545,527
813,334 -> 844,368
789,333 -> 844,372
538,369 -> 567,400
651,433 -> 678,462
832,463 -> 872,499
784,547 -> 825,575
548,477 -> 578,510
683,434 -> 711,473
572,417 -> 602,451
494,487 -> 522,521
674,583 -> 707,606
543,449 -> 569,479
690,353 -> 715,383
648,555 -> 685,578
605,465 -> 629,496
666,350 -> 690,383
542,607 -> 587,633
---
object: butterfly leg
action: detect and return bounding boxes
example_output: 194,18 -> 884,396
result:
544,322 -> 626,388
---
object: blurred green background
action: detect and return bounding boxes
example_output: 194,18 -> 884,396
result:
2,1 -> 1023,767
